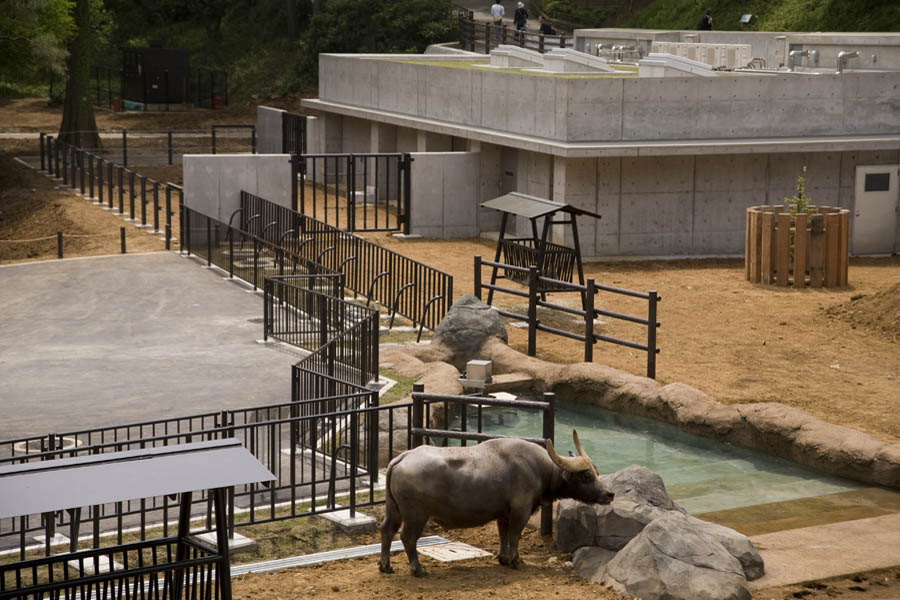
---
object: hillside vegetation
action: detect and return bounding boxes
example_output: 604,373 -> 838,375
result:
535,0 -> 900,32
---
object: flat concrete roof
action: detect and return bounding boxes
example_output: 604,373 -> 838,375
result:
303,97 -> 900,158
0,252 -> 301,440
0,439 -> 274,519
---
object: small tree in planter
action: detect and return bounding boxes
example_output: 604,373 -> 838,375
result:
746,167 -> 849,288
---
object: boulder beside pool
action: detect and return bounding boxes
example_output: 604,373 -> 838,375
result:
557,464 -> 763,600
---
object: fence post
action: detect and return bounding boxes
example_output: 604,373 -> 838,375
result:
40,133 -> 45,171
70,145 -> 77,190
79,149 -> 86,195
584,278 -> 595,362
184,205 -> 191,256
122,129 -> 127,166
211,126 -> 217,154
347,154 -> 355,231
152,181 -> 160,232
251,127 -> 256,154
402,153 -> 412,235
57,231 -> 63,259
527,265 -> 538,356
87,153 -> 94,199
412,382 -> 424,448
97,157 -> 103,204
647,291 -> 658,379
168,129 -> 173,165
207,217 -> 213,267
290,155 -> 299,213
128,171 -> 136,219
540,391 -> 555,535
53,136 -> 60,178
474,255 -> 482,300
263,278 -> 270,342
120,227 -> 126,254
140,176 -> 148,226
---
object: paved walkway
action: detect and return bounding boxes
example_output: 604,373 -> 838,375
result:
0,252 -> 300,440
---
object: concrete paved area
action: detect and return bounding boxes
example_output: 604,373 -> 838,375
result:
0,252 -> 300,440
749,512 -> 900,588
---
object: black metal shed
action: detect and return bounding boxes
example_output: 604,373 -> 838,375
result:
481,192 -> 601,300
0,439 -> 274,600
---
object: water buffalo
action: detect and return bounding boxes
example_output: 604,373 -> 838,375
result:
378,430 -> 614,576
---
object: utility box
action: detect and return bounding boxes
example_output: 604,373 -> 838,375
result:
465,360 -> 492,384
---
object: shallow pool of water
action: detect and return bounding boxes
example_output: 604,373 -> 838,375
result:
447,401 -> 861,514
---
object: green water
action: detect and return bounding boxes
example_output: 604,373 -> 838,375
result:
448,401 -> 862,514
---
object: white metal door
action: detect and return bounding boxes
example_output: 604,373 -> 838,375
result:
853,165 -> 899,255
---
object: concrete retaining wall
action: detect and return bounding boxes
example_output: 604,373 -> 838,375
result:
256,106 -> 285,154
410,152 -> 480,238
183,154 -> 292,223
316,54 -> 900,144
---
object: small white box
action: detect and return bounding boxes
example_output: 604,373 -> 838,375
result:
465,360 -> 492,384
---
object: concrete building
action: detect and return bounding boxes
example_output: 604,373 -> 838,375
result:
301,30 -> 900,258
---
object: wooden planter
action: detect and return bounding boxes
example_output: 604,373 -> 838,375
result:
745,205 -> 850,288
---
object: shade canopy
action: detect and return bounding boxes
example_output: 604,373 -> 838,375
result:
0,439 -> 275,519
481,192 -> 602,221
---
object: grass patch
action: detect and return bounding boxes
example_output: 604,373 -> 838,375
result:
378,368 -> 418,406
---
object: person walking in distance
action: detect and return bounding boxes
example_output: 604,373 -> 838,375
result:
491,1 -> 505,43
514,2 -> 528,31
538,15 -> 556,36
697,8 -> 712,30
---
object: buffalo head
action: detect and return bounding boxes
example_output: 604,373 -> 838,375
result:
546,430 -> 614,505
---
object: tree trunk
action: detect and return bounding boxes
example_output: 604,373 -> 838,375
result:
59,0 -> 100,148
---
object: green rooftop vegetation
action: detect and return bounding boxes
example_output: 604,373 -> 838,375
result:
388,58 -> 639,78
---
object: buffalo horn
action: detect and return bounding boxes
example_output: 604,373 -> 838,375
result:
545,438 -> 593,473
572,430 -> 599,476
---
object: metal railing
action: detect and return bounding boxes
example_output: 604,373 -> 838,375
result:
41,127 -> 255,168
474,255 -> 661,378
282,112 -> 306,155
457,11 -> 572,54
292,153 -> 412,234
0,535 -> 224,600
37,135 -> 181,248
242,191 -> 453,332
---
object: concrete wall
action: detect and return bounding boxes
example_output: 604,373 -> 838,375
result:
183,154 -> 292,223
256,106 -> 284,154
544,149 -> 900,258
316,54 -> 900,144
410,152 -> 480,238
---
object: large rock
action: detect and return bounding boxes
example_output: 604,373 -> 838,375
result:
432,295 -> 507,368
599,465 -> 686,512
600,514 -> 751,600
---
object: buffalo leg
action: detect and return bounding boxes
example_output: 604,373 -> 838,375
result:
496,517 -> 512,565
400,517 -> 428,577
378,503 -> 403,573
503,508 -> 531,569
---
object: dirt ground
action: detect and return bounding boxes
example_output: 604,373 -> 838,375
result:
3,98 -> 900,599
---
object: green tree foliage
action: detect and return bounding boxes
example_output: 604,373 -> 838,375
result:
531,0 -> 614,29
626,0 -> 900,32
0,0 -> 74,95
300,0 -> 458,81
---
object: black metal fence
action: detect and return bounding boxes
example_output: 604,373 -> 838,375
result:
0,535 -> 225,600
242,190 -> 453,332
282,112 -> 306,155
474,255 -> 661,378
38,134 -> 181,248
93,65 -> 229,111
293,153 -> 411,234
40,127 -> 256,168
457,11 -> 573,53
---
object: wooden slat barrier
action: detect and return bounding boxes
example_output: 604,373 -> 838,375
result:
744,205 -> 849,288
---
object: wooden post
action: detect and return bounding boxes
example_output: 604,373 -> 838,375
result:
775,212 -> 790,286
760,211 -> 775,284
824,213 -> 840,287
584,278 -> 595,362
839,211 -> 850,286
528,265 -> 538,357
793,212 -> 808,287
809,215 -> 825,287
748,209 -> 760,282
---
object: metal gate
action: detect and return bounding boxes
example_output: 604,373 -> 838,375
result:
292,153 -> 412,234
282,112 -> 306,154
